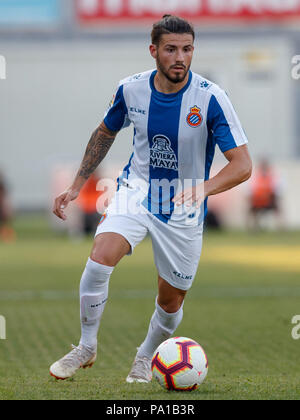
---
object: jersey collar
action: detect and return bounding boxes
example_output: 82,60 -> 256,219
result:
150,69 -> 192,100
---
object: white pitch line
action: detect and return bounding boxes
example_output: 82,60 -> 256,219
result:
1,287 -> 300,301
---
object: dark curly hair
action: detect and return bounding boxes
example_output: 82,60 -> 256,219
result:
151,15 -> 195,46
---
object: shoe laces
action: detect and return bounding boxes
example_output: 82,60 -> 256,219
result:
60,344 -> 91,368
131,356 -> 152,378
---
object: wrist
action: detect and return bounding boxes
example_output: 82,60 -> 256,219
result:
70,176 -> 87,195
67,185 -> 81,199
203,181 -> 211,198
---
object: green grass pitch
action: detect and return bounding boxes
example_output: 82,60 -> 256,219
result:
0,215 -> 300,400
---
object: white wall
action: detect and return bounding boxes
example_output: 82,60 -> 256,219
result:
194,36 -> 295,162
0,37 -> 299,228
0,40 -> 151,208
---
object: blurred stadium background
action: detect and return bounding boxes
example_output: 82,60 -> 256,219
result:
0,0 -> 300,400
0,0 -> 300,229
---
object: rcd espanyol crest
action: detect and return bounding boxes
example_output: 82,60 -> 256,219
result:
150,135 -> 178,171
187,105 -> 203,128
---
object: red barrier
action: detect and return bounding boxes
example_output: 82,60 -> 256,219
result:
76,0 -> 300,24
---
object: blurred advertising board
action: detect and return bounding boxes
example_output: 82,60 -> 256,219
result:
0,0 -> 61,26
76,0 -> 300,24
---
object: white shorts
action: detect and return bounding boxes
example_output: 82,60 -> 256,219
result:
95,185 -> 203,291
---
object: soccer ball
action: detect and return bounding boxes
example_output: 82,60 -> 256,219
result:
151,337 -> 208,391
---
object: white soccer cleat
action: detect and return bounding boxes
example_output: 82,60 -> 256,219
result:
49,344 -> 97,380
126,355 -> 152,383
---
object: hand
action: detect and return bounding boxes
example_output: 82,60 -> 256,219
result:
53,189 -> 79,220
172,183 -> 205,209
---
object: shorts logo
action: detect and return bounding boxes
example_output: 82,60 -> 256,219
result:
186,105 -> 203,128
173,271 -> 193,280
150,135 -> 178,171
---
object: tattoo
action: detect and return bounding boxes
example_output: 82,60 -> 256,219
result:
78,122 -> 117,179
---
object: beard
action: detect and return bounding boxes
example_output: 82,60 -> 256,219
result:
157,53 -> 190,84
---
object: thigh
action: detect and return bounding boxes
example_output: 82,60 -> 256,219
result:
150,219 -> 203,291
94,185 -> 148,262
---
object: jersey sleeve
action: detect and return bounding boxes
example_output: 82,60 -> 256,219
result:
104,84 -> 131,132
207,91 -> 248,153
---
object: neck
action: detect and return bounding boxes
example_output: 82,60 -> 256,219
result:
154,69 -> 190,94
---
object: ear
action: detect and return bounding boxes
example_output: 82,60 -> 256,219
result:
149,44 -> 157,60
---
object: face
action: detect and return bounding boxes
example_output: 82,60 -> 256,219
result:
150,33 -> 194,84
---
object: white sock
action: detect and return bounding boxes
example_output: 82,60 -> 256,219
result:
137,297 -> 184,359
79,257 -> 114,351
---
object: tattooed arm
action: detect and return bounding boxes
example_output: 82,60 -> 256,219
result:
53,121 -> 117,220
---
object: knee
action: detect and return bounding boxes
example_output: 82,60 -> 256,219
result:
157,276 -> 186,314
90,248 -> 115,267
157,298 -> 184,314
90,237 -> 117,267
90,233 -> 130,267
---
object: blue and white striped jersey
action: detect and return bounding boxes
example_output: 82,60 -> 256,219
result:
104,69 -> 248,227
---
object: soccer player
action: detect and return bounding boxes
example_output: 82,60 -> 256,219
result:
50,15 -> 252,382
248,158 -> 282,230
